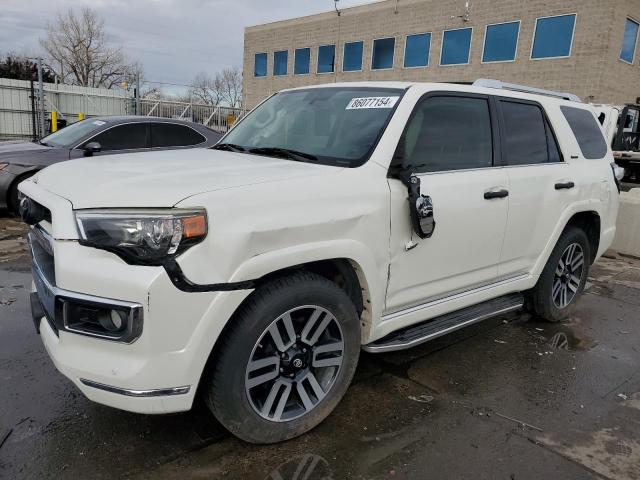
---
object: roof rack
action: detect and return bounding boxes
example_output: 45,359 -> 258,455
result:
472,79 -> 581,103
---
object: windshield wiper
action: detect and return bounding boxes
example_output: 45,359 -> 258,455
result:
212,143 -> 246,152
248,147 -> 318,162
39,140 -> 49,146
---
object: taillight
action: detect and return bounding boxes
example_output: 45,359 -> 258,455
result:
611,162 -> 624,193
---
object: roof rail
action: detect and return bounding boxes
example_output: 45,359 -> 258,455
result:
472,78 -> 581,103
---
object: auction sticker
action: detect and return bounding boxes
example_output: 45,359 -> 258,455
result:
93,120 -> 106,126
346,96 -> 399,110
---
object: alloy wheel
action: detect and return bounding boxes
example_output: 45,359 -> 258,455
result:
245,305 -> 344,422
552,242 -> 585,309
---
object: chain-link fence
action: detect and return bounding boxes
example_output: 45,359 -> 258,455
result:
0,78 -> 130,141
0,77 -> 246,141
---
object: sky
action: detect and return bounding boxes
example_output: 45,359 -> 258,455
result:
1,0 -> 374,92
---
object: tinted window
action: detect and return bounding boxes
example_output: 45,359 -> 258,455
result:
343,41 -> 364,71
254,53 -> 267,77
294,48 -> 310,75
91,123 -> 147,151
483,21 -> 519,62
273,50 -> 288,76
317,45 -> 336,73
500,101 -> 559,165
151,123 -> 206,148
372,38 -> 395,70
404,33 -> 431,67
441,28 -> 472,65
561,106 -> 608,159
532,14 -> 576,59
620,18 -> 640,63
395,96 -> 493,173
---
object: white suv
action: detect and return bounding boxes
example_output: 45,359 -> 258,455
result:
19,80 -> 620,444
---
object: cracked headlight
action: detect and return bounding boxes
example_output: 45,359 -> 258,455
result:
75,209 -> 207,265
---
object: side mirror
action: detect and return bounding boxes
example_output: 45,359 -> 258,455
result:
407,176 -> 436,239
83,142 -> 102,157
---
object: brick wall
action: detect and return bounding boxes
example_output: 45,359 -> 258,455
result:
243,0 -> 640,108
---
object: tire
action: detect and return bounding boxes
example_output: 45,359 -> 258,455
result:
8,172 -> 35,215
203,271 -> 361,444
530,226 -> 591,322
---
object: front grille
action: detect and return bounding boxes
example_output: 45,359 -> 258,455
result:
29,228 -> 55,285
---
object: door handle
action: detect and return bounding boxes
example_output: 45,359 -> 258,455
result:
484,189 -> 509,200
555,181 -> 575,190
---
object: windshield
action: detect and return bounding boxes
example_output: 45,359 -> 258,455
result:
40,119 -> 104,147
222,87 -> 404,167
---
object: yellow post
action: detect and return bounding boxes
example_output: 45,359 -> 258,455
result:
51,111 -> 58,132
78,112 -> 85,121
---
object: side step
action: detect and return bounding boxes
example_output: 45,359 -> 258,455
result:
363,293 -> 524,353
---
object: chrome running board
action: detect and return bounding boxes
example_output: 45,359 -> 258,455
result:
363,293 -> 523,353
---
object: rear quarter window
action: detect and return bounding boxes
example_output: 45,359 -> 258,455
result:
560,106 -> 608,159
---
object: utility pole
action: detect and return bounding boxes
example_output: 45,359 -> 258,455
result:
135,72 -> 141,115
37,58 -> 45,138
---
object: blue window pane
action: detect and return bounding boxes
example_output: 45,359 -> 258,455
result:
483,21 -> 519,62
343,41 -> 363,71
532,14 -> 576,59
404,33 -> 431,67
372,37 -> 395,70
620,18 -> 640,63
254,53 -> 267,77
318,45 -> 336,73
441,28 -> 472,65
273,50 -> 288,76
294,48 -> 310,75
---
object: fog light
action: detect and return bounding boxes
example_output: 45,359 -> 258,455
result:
98,309 -> 126,332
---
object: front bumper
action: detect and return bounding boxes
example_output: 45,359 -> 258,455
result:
22,184 -> 253,414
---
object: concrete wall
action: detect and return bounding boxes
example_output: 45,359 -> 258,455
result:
612,189 -> 640,258
243,0 -> 640,108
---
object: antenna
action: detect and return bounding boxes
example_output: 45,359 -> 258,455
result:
334,0 -> 341,16
451,1 -> 471,22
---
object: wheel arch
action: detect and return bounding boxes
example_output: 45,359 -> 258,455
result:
563,211 -> 601,264
532,208 -> 603,278
7,167 -> 39,212
194,257 -> 374,402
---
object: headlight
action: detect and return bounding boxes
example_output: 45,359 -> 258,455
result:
75,209 -> 207,265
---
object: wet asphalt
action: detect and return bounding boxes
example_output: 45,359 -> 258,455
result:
1,218 -> 639,479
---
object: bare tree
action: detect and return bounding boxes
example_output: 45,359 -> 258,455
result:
190,71 -> 222,106
39,7 -> 137,88
215,67 -> 243,108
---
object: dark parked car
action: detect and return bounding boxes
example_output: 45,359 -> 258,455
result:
0,116 -> 222,213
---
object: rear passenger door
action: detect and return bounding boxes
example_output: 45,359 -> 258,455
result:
386,93 -> 509,313
496,98 -> 571,278
150,123 -> 207,149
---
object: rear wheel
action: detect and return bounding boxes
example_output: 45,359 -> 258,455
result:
203,272 -> 360,444
530,227 -> 590,322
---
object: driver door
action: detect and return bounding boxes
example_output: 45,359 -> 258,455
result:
385,93 -> 509,314
70,123 -> 150,158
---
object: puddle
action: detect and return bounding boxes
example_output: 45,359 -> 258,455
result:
265,454 -> 332,480
523,319 -> 597,352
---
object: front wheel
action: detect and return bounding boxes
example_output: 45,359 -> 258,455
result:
203,272 -> 361,444
8,172 -> 36,215
529,226 -> 591,322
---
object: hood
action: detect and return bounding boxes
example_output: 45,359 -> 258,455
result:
0,142 -> 66,167
0,141 -> 50,154
33,148 -> 340,209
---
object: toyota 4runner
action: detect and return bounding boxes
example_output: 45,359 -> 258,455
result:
19,79 -> 620,444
